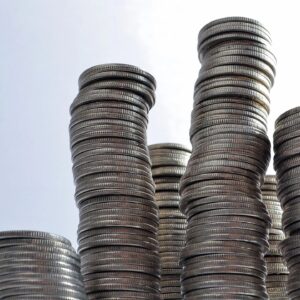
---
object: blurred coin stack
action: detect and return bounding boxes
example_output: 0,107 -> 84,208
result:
179,17 -> 276,299
69,64 -> 160,299
149,143 -> 191,299
274,107 -> 300,299
262,175 -> 288,299
0,231 -> 87,299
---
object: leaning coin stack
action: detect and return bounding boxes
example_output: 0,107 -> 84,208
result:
0,230 -> 87,299
149,143 -> 191,299
69,64 -> 160,299
274,107 -> 300,299
262,175 -> 288,299
179,17 -> 276,299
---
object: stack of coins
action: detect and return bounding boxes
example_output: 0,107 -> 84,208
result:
0,230 -> 87,299
274,107 -> 300,299
262,175 -> 288,299
69,64 -> 160,299
149,143 -> 191,299
179,17 -> 276,299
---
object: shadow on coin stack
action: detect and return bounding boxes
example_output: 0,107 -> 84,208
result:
262,175 -> 289,299
179,17 -> 276,299
69,64 -> 160,299
0,231 -> 87,299
149,143 -> 191,299
274,107 -> 300,299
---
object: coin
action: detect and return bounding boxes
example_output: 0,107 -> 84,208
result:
273,108 -> 300,299
69,64 -> 160,298
179,17 -> 276,299
0,231 -> 87,299
149,143 -> 190,299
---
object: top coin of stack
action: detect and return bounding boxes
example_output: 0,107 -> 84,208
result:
69,64 -> 160,299
0,230 -> 87,299
274,107 -> 300,300
180,17 -> 276,299
262,175 -> 288,299
149,143 -> 191,300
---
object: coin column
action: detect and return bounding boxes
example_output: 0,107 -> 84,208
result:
179,17 -> 276,299
262,175 -> 289,299
274,107 -> 300,299
149,143 -> 191,299
0,231 -> 87,299
69,64 -> 160,299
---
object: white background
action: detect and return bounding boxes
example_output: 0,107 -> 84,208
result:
0,0 -> 298,246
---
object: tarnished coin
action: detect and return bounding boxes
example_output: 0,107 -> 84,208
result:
69,64 -> 160,298
180,17 -> 276,299
0,231 -> 87,299
149,143 -> 190,299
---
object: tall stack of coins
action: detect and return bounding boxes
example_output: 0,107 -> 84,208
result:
262,175 -> 288,299
149,143 -> 191,299
0,231 -> 87,299
69,64 -> 160,299
274,107 -> 300,299
179,17 -> 276,299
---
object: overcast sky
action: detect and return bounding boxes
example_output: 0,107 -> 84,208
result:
0,0 -> 298,246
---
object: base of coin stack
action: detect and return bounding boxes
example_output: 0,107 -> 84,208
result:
69,64 -> 161,299
0,231 -> 87,299
149,143 -> 191,299
274,107 -> 300,299
262,175 -> 289,299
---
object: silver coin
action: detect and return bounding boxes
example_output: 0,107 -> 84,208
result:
71,90 -> 150,113
0,231 -> 87,299
78,64 -> 156,88
79,80 -> 155,106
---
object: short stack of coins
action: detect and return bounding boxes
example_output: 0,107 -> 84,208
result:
149,143 -> 191,299
69,64 -> 160,299
179,17 -> 276,299
262,175 -> 288,299
274,106 -> 300,299
0,230 -> 87,299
